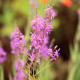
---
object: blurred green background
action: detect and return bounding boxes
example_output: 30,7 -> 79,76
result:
0,0 -> 80,80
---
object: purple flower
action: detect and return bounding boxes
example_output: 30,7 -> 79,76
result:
37,59 -> 40,65
78,0 -> 80,4
44,7 -> 56,20
31,15 -> 44,33
0,48 -> 7,64
38,44 -> 49,60
50,48 -> 60,61
28,4 -> 60,65
10,24 -> 26,80
10,25 -> 26,55
14,59 -> 24,71
14,71 -> 26,80
26,49 -> 35,61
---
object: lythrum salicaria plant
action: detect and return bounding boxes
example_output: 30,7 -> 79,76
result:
10,24 -> 27,80
10,1 -> 60,80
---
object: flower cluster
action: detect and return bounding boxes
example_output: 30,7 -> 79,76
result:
0,47 -> 7,64
10,1 -> 60,80
10,24 -> 26,80
14,71 -> 25,80
50,46 -> 60,61
10,24 -> 26,55
45,7 -> 56,20
26,5 -> 60,65
14,59 -> 24,71
14,59 -> 25,80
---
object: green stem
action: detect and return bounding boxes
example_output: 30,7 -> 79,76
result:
33,68 -> 35,80
0,65 -> 4,80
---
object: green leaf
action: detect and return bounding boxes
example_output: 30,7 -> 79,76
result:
73,63 -> 80,80
35,61 -> 52,76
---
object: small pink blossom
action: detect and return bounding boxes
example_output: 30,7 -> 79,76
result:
0,48 -> 7,64
14,59 -> 24,71
45,7 -> 56,20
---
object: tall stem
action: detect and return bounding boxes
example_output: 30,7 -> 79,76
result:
0,65 -> 4,80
